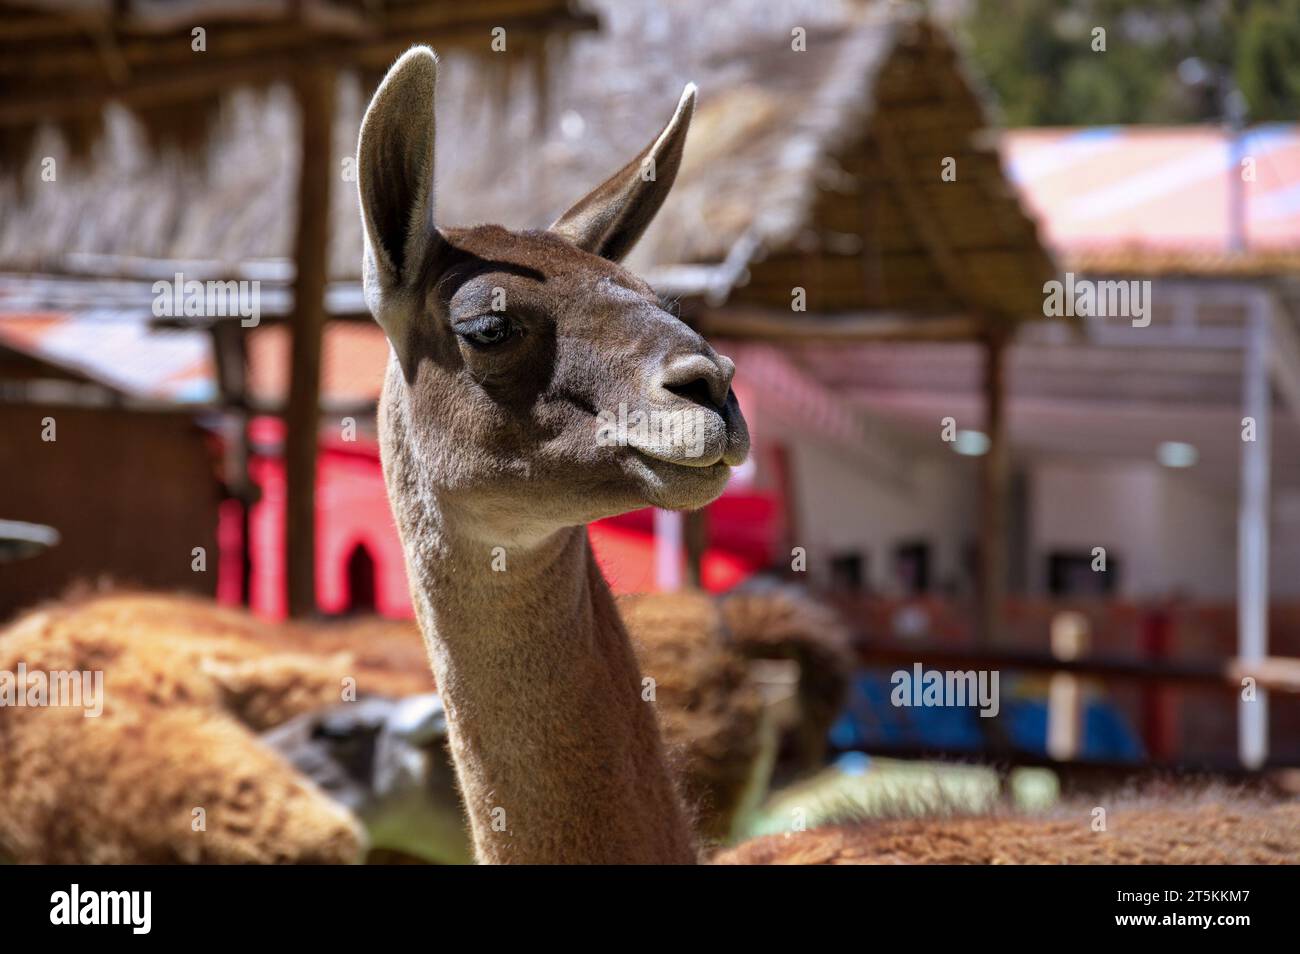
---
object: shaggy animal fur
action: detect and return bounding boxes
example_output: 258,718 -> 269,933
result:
0,591 -> 433,864
3,590 -> 1294,865
0,586 -> 847,862
620,590 -> 762,841
713,798 -> 1300,864
619,587 -> 856,841
719,586 -> 854,776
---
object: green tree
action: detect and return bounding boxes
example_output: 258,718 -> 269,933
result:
961,0 -> 1300,125
1235,0 -> 1300,119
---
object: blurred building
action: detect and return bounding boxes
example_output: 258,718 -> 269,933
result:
0,0 -> 599,617
1,0 -> 1297,766
2,4 -> 1053,621
0,339 -> 221,621
1,2 -> 1296,618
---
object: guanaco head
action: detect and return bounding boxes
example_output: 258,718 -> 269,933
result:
358,47 -> 749,542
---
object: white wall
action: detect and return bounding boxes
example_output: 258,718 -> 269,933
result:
786,439 -> 978,594
1159,472 -> 1238,600
777,438 -> 1296,603
1030,460 -> 1238,600
1029,461 -> 1164,597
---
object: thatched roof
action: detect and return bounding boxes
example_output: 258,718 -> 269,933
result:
0,0 -> 1055,323
0,0 -> 595,173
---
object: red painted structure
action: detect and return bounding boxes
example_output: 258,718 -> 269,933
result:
217,417 -> 778,618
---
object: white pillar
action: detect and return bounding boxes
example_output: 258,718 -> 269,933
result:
1047,612 -> 1090,761
654,508 -> 684,592
1238,294 -> 1271,768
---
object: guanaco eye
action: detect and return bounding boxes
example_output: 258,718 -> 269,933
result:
454,314 -> 514,348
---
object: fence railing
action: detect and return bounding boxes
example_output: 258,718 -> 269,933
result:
848,611 -> 1300,786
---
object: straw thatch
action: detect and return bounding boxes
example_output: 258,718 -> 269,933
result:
0,0 -> 594,175
0,0 -> 1055,323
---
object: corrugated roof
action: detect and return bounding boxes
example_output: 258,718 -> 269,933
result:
0,312 -> 213,401
245,321 -> 390,407
0,309 -> 389,406
1001,124 -> 1300,274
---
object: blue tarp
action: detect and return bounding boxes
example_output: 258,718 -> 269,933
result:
830,668 -> 1143,761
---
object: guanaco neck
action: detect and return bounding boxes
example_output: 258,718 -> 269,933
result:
382,409 -> 697,863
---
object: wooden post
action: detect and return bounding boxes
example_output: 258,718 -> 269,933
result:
683,508 -> 708,588
285,64 -> 336,619
211,321 -> 255,605
770,442 -> 799,577
977,325 -> 1010,645
1047,611 -> 1090,760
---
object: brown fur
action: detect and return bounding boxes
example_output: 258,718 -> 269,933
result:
0,586 -> 843,862
0,591 -> 416,863
620,591 -> 763,842
713,799 -> 1300,865
0,591 -> 433,863
5,589 -> 1295,864
719,588 -> 854,774
360,48 -> 747,863
358,48 -> 1300,867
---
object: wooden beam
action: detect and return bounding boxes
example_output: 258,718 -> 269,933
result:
977,325 -> 1010,646
691,309 -> 981,344
284,64 -> 335,620
210,321 -> 255,606
0,55 -> 322,125
683,508 -> 708,588
854,642 -> 1300,695
1263,288 -> 1300,434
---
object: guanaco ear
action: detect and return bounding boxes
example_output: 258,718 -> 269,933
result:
549,84 -> 696,263
358,46 -> 439,291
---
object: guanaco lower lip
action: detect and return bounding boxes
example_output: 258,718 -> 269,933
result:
631,445 -> 726,469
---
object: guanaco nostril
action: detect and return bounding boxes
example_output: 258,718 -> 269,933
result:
660,353 -> 732,409
665,376 -> 722,411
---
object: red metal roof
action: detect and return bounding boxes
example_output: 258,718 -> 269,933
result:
0,311 -> 213,399
1001,124 -> 1300,274
0,311 -> 391,406
246,322 -> 391,407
